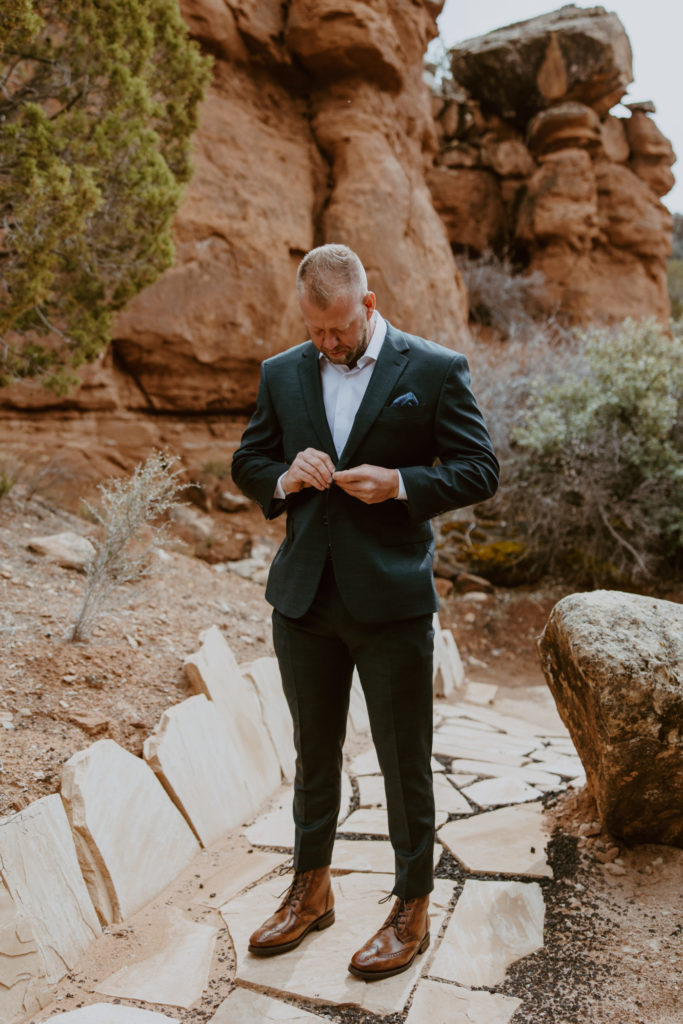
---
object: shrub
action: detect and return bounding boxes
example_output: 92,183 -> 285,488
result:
668,259 -> 683,321
0,0 -> 211,393
456,251 -> 552,341
498,318 -> 683,585
70,451 -> 184,642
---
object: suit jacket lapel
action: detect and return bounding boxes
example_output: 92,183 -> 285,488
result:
337,324 -> 409,469
297,342 -> 337,459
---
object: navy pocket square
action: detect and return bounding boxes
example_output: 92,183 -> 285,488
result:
389,391 -> 419,408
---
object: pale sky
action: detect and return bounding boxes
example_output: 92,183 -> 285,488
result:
436,1 -> 681,213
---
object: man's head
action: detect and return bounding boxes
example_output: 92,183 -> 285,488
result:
296,244 -> 376,367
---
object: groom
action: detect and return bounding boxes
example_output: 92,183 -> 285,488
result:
231,244 -> 498,980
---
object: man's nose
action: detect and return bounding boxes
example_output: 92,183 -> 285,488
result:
321,333 -> 340,351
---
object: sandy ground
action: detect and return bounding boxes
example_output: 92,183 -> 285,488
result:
0,446 -> 680,1024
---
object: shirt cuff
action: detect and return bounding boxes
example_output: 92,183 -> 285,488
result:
274,472 -> 288,500
396,470 -> 407,501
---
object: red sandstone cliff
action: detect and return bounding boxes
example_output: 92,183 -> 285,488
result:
0,2 -> 675,416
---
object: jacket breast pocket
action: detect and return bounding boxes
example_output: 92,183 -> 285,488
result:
376,406 -> 432,424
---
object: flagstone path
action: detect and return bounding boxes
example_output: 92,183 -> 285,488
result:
31,682 -> 588,1024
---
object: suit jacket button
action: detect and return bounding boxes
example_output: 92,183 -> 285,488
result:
322,516 -> 328,525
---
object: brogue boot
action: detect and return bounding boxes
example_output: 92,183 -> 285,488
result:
348,894 -> 430,981
248,866 -> 335,956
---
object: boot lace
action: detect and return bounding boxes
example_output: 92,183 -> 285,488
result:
277,870 -> 309,909
379,895 -> 416,941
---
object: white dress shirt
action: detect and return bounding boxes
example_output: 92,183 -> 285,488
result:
274,311 -> 406,499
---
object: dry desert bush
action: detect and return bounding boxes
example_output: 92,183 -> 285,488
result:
70,450 -> 184,641
474,315 -> 682,587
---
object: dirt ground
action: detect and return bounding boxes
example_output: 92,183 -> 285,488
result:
0,416 -> 681,1024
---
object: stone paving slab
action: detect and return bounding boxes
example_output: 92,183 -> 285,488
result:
461,777 -> 541,808
433,774 -> 472,815
61,739 -> 199,923
41,1007 -> 180,1023
183,626 -> 281,811
448,773 -> 478,787
406,978 -> 521,1024
210,986 -> 331,1022
95,907 -> 217,1009
430,879 -> 545,987
530,754 -> 585,778
439,802 -> 553,878
436,706 -> 499,729
349,750 -> 444,775
448,759 -> 562,787
332,841 -> 442,874
143,694 -> 258,846
0,880 -> 53,1024
492,694 -> 569,737
221,873 -> 453,1016
242,658 -> 296,782
452,704 -> 551,739
194,850 -> 287,909
348,670 -> 370,733
340,807 -> 448,837
357,775 -> 386,808
432,736 -> 528,766
244,775 -> 352,849
0,794 -> 100,983
462,681 -> 499,705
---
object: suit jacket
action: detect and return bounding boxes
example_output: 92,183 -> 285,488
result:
231,322 -> 499,623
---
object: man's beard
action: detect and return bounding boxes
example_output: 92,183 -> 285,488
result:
342,316 -> 370,369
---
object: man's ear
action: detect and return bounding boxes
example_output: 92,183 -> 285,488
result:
363,291 -> 376,318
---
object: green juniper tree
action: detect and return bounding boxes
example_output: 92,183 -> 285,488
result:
0,0 -> 211,392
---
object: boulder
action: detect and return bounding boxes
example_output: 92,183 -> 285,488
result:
450,5 -> 633,125
595,161 -> 673,262
516,148 -> 599,252
27,531 -> 95,571
538,591 -> 683,846
599,115 -> 630,163
526,102 -> 601,157
61,740 -> 200,923
525,242 -> 670,324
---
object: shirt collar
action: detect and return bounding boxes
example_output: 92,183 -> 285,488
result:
318,311 -> 387,371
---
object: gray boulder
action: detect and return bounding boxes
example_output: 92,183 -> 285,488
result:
450,5 -> 633,125
538,590 -> 683,846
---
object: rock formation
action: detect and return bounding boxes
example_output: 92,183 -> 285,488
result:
430,4 -> 675,323
0,3 -> 675,420
109,0 -> 468,413
539,591 -> 683,847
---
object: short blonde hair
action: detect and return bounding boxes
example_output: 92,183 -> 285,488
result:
296,244 -> 368,308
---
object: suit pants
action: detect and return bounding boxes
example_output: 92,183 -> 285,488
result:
272,558 -> 435,898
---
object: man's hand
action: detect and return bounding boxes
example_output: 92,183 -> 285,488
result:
333,465 -> 399,504
282,448 -> 336,494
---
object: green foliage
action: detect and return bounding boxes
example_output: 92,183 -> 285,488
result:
503,319 -> 683,584
0,470 -> 16,497
672,213 -> 683,262
668,259 -> 683,321
0,0 -> 212,391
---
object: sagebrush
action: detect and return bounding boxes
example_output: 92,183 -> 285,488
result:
486,318 -> 683,585
70,451 -> 184,642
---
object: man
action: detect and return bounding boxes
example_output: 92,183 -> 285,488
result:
231,244 -> 498,981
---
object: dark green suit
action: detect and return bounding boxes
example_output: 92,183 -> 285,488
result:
232,322 -> 499,895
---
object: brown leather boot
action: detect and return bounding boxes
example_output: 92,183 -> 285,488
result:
348,894 -> 430,981
248,866 -> 335,956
